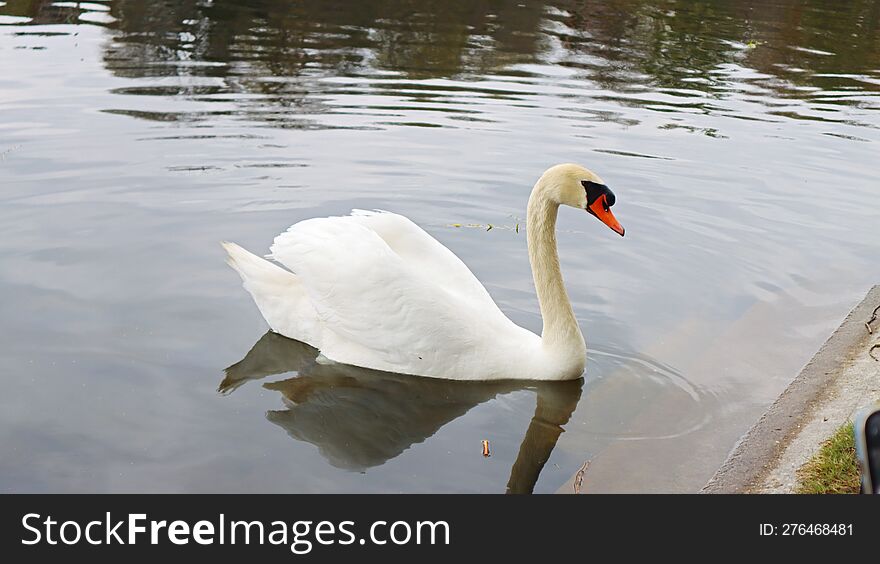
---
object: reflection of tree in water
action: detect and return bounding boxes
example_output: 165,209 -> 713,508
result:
557,0 -> 880,97
740,0 -> 880,95
5,0 -> 878,118
102,0 -> 544,79
93,0 -> 549,126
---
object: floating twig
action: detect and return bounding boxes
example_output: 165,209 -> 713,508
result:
446,222 -> 520,233
481,440 -> 490,457
870,341 -> 880,362
445,213 -> 524,234
573,460 -> 590,493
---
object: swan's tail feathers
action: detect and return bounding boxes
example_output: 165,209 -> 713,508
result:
222,241 -> 295,285
221,240 -> 302,315
223,242 -> 317,345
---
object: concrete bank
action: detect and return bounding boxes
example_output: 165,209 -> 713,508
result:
703,285 -> 880,493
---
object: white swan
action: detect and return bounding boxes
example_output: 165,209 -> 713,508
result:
223,163 -> 624,381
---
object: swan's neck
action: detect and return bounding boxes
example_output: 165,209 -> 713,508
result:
526,181 -> 586,361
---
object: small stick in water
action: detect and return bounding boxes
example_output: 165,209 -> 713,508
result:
573,460 -> 590,494
481,440 -> 490,457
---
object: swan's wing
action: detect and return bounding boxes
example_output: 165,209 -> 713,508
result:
268,215 -> 509,376
345,210 -> 498,308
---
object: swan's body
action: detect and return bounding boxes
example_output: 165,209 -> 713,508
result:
224,163 -> 623,381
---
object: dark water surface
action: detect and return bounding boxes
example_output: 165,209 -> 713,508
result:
1,0 -> 878,493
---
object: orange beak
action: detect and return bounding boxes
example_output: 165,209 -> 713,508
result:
588,195 -> 625,237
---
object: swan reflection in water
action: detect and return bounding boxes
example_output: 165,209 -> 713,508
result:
221,331 -> 582,493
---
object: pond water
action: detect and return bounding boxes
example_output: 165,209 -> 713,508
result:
1,0 -> 878,493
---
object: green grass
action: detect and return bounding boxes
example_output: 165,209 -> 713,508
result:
796,423 -> 860,494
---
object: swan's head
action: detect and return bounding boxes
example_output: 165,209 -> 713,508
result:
541,163 -> 624,237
